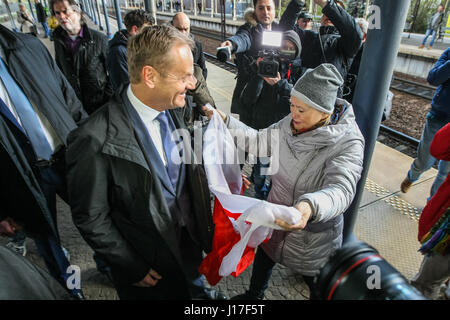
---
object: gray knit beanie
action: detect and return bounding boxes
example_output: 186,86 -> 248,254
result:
291,63 -> 344,114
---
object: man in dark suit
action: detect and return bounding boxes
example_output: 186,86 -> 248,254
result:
0,24 -> 87,299
66,25 -> 225,300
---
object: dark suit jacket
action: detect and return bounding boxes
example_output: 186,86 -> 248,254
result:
66,88 -> 214,297
0,25 -> 86,238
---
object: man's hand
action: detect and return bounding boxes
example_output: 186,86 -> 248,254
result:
220,40 -> 233,48
263,72 -> 281,86
133,268 -> 162,287
274,201 -> 312,231
0,218 -> 20,237
314,0 -> 329,8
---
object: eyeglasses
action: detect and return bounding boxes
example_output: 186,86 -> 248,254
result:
163,71 -> 197,87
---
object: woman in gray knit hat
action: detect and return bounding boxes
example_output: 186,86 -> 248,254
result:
204,63 -> 365,300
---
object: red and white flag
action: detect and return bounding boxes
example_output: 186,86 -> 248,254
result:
199,109 -> 301,285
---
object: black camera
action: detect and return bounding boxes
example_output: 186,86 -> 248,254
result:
216,46 -> 231,62
257,49 -> 280,78
315,241 -> 426,300
257,48 -> 296,78
257,31 -> 296,78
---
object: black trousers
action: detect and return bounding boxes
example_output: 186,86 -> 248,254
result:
115,227 -> 206,300
248,247 -> 319,300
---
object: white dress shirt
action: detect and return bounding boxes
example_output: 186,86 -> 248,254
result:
0,48 -> 62,154
127,85 -> 168,166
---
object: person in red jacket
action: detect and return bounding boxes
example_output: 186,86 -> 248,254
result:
410,123 -> 450,300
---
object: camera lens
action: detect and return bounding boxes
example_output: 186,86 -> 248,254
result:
217,47 -> 231,62
315,241 -> 426,300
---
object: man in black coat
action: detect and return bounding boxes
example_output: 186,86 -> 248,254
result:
66,25 -> 225,300
34,0 -> 50,38
50,0 -> 112,114
280,0 -> 362,97
172,12 -> 208,80
0,24 -> 87,299
107,9 -> 155,91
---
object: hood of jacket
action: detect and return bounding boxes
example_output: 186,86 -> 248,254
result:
282,98 -> 363,154
283,30 -> 302,60
244,8 -> 258,27
109,29 -> 129,49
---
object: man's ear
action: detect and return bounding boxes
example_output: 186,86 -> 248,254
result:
130,25 -> 139,35
142,65 -> 157,88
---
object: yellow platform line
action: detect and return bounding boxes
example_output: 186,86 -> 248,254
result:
208,83 -> 233,101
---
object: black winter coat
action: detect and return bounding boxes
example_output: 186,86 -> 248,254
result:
281,0 -> 362,96
239,59 -> 304,129
106,29 -> 129,91
227,18 -> 287,117
53,24 -> 113,114
192,36 -> 207,79
35,3 -> 47,23
0,25 -> 86,238
66,89 -> 214,293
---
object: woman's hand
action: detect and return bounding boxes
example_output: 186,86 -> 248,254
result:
242,174 -> 251,191
201,105 -> 227,122
274,201 -> 312,231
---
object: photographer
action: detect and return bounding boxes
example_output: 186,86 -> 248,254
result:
280,0 -> 363,97
240,30 -> 303,129
239,31 -> 303,199
220,0 -> 293,119
219,0 -> 302,199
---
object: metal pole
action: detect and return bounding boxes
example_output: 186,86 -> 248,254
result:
3,0 -> 19,32
145,0 -> 157,22
27,0 -> 36,20
89,0 -> 98,24
220,0 -> 225,40
101,0 -> 112,38
95,0 -> 104,30
113,0 -> 123,30
343,0 -> 411,243
84,0 -> 92,18
144,0 -> 150,11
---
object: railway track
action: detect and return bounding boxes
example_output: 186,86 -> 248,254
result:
391,77 -> 435,100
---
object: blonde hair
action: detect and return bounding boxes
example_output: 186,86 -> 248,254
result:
127,25 -> 194,84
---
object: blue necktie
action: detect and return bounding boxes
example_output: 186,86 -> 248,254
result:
156,111 -> 181,189
0,57 -> 53,160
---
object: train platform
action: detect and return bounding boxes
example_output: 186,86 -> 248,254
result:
0,17 -> 443,301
